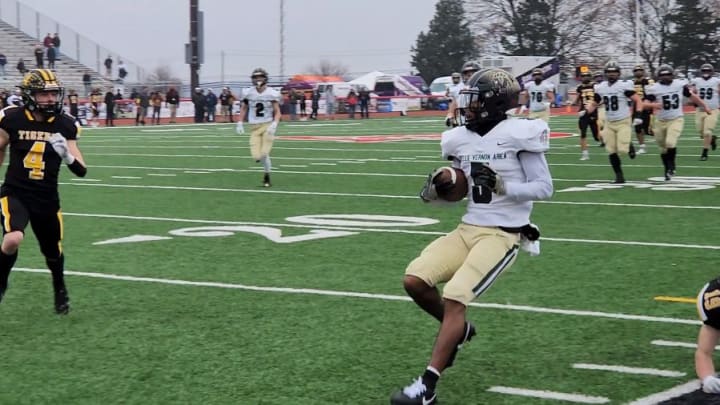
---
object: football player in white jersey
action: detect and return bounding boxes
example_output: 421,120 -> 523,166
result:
587,61 -> 643,184
518,68 -> 555,122
593,71 -> 607,143
390,69 -> 553,405
444,72 -> 464,126
445,61 -> 480,127
236,68 -> 281,187
691,63 -> 720,161
644,64 -> 709,180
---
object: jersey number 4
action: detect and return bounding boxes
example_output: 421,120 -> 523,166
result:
23,141 -> 46,180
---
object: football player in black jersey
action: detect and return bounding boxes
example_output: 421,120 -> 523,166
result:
696,277 -> 720,394
632,65 -> 654,154
576,71 -> 600,160
0,69 -> 87,314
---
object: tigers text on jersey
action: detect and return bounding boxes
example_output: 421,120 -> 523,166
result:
524,81 -> 554,112
698,278 -> 720,330
594,80 -> 635,121
633,77 -> 655,100
241,86 -> 281,124
441,118 -> 550,227
645,79 -> 691,121
691,76 -> 720,111
576,83 -> 596,111
0,106 -> 80,200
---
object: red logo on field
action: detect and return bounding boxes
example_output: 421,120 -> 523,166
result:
278,132 -> 572,143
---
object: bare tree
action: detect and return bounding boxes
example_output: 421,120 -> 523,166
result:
615,0 -> 674,76
146,65 -> 182,92
303,60 -> 350,76
465,0 -> 618,64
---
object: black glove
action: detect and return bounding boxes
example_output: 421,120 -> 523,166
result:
471,164 -> 505,195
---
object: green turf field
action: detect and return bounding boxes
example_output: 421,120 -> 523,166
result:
1,113 -> 718,404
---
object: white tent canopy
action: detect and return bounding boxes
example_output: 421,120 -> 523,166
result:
349,71 -> 424,96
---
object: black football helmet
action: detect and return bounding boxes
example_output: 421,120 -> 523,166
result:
461,60 -> 481,82
633,64 -> 645,79
604,61 -> 621,82
657,64 -> 674,84
19,68 -> 64,116
701,63 -> 714,78
457,68 -> 520,134
251,67 -> 268,87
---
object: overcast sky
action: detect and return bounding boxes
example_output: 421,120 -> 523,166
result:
14,0 -> 439,82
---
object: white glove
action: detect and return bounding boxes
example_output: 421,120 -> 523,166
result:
543,102 -> 551,110
519,105 -> 528,114
235,121 -> 245,135
703,375 -> 720,393
633,117 -> 643,126
578,110 -> 586,117
49,133 -> 75,164
267,121 -> 278,137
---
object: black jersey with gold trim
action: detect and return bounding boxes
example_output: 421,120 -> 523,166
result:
576,83 -> 596,111
633,77 -> 655,100
0,106 -> 80,198
698,277 -> 720,330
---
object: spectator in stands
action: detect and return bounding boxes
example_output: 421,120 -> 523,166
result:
130,88 -> 138,101
359,86 -> 370,119
347,89 -> 358,119
310,89 -> 320,120
115,89 -> 123,101
6,89 -> 22,107
325,85 -> 336,120
43,33 -> 52,48
105,88 -> 116,127
117,60 -> 127,83
0,53 -> 6,77
52,33 -> 61,54
151,91 -> 163,125
165,86 -> 179,123
16,58 -> 25,75
192,87 -> 205,123
104,55 -> 113,77
205,89 -> 217,122
82,71 -> 92,96
34,45 -> 44,68
46,45 -> 56,69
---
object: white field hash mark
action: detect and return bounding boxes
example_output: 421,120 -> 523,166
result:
573,363 -> 686,377
651,339 -> 720,350
487,386 -> 609,404
625,380 -> 700,405
12,267 -> 701,325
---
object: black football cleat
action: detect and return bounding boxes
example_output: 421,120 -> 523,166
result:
446,322 -> 476,369
390,377 -> 437,405
612,175 -> 626,184
664,170 -> 673,181
263,173 -> 271,188
701,154 -> 708,161
54,288 -> 70,315
712,135 -> 717,151
628,143 -> 636,159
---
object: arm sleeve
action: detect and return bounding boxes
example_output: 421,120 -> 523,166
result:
645,94 -> 657,101
503,151 -> 554,201
624,90 -> 636,98
683,85 -> 692,97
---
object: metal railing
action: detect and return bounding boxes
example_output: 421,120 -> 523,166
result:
0,0 -> 146,82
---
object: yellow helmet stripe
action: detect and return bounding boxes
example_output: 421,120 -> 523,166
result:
37,69 -> 51,81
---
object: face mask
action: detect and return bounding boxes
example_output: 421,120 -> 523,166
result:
255,80 -> 264,87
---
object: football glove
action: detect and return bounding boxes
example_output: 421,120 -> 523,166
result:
703,375 -> 720,394
419,168 -> 454,202
578,110 -> 586,117
235,121 -> 245,135
445,116 -> 455,127
632,117 -> 643,126
472,164 -> 505,195
267,121 -> 278,137
49,133 -> 75,164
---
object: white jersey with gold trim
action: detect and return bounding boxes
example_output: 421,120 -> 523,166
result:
594,80 -> 635,121
241,86 -> 281,124
691,76 -> 720,111
645,79 -> 690,121
524,81 -> 554,112
441,118 -> 551,227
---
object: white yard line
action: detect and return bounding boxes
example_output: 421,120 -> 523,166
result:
57,181 -> 720,211
146,173 -> 177,177
650,340 -> 720,350
12,267 -> 700,325
487,386 -> 609,404
573,363 -> 686,377
625,380 -> 700,405
110,176 -> 141,179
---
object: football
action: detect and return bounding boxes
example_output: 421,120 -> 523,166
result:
435,167 -> 468,202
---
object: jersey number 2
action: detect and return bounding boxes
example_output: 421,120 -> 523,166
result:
255,102 -> 265,117
23,141 -> 46,180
